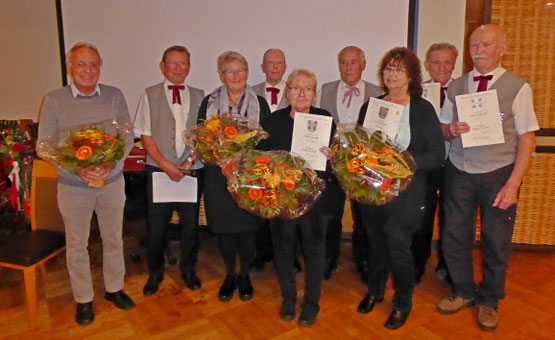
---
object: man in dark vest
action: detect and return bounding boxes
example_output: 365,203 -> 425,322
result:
315,46 -> 381,280
436,25 -> 538,331
134,45 -> 205,296
413,42 -> 459,284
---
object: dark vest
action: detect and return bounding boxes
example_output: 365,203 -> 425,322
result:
145,83 -> 204,167
447,71 -> 525,173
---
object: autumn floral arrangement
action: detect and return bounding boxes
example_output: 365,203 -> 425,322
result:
37,118 -> 132,187
219,150 -> 325,219
330,124 -> 416,205
183,113 -> 268,165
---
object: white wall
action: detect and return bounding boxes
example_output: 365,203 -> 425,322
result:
417,0 -> 466,80
0,0 -> 61,121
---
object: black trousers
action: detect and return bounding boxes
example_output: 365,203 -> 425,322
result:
442,161 -> 517,308
270,213 -> 325,307
324,177 -> 346,268
218,231 -> 256,275
360,204 -> 416,313
146,166 -> 200,279
350,201 -> 368,272
255,219 -> 273,261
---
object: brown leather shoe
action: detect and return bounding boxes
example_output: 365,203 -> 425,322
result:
437,295 -> 475,314
477,305 -> 498,331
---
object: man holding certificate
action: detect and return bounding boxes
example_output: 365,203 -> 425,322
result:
259,69 -> 337,327
134,45 -> 205,296
437,24 -> 539,332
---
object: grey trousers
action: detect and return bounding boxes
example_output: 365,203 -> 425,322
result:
57,176 -> 126,303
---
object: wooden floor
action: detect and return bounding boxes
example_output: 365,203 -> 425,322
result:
1,212 -> 554,339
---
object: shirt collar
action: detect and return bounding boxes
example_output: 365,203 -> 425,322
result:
70,83 -> 100,97
471,65 -> 504,78
265,80 -> 285,91
164,78 -> 187,90
339,79 -> 363,89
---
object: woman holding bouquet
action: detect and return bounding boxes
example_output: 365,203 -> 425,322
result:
354,48 -> 444,329
259,69 -> 341,327
197,51 -> 271,302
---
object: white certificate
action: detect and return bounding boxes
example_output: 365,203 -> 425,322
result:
362,98 -> 404,140
152,172 -> 198,203
291,112 -> 333,171
455,89 -> 505,148
422,82 -> 441,117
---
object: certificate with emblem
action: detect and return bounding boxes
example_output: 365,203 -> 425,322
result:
362,98 -> 404,140
291,112 -> 333,171
455,89 -> 505,148
422,82 -> 441,117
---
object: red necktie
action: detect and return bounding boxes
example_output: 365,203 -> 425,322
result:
266,87 -> 280,105
168,85 -> 185,104
342,86 -> 360,108
473,75 -> 493,92
440,86 -> 447,108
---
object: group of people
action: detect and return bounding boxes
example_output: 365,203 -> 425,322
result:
37,23 -> 538,332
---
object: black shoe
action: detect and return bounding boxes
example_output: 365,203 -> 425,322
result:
182,272 -> 202,291
279,300 -> 296,322
357,295 -> 383,314
384,309 -> 409,330
143,276 -> 162,296
218,274 -> 237,302
294,258 -> 302,274
238,274 -> 253,301
105,290 -> 135,310
75,302 -> 94,325
298,304 -> 320,327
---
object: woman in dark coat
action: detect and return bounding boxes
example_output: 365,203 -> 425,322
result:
355,47 -> 444,329
197,51 -> 271,302
259,69 -> 340,327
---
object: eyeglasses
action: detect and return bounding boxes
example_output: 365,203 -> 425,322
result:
74,61 -> 101,70
222,68 -> 247,75
165,61 -> 189,67
383,66 -> 406,75
288,86 -> 314,94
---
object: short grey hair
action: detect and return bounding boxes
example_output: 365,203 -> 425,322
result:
66,42 -> 103,67
286,68 -> 317,91
337,46 -> 366,64
217,51 -> 248,76
424,43 -> 458,64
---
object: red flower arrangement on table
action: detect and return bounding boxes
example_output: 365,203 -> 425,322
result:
37,118 -> 132,187
331,124 -> 416,205
220,150 -> 325,219
183,113 -> 268,165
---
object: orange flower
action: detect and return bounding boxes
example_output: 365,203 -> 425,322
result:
104,134 -> 115,142
256,155 -> 271,165
248,187 -> 263,200
283,176 -> 296,191
381,146 -> 393,156
379,177 -> 392,190
224,126 -> 238,138
76,146 -> 93,160
347,158 -> 361,173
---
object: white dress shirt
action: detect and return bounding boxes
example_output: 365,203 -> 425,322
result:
315,79 -> 366,124
134,79 -> 191,158
264,80 -> 286,112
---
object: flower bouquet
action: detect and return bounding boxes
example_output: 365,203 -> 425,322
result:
219,150 -> 325,219
331,124 -> 416,205
37,118 -> 132,187
183,113 -> 268,165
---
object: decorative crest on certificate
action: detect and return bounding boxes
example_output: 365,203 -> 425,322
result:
455,89 -> 504,148
362,98 -> 404,140
422,82 -> 441,117
290,112 -> 333,171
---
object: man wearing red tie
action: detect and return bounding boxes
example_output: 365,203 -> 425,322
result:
315,46 -> 381,281
437,24 -> 538,331
134,45 -> 205,296
412,43 -> 459,284
253,48 -> 289,112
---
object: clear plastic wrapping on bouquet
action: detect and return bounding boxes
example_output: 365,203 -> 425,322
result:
330,124 -> 416,205
36,117 -> 132,173
183,113 -> 269,165
219,150 -> 325,219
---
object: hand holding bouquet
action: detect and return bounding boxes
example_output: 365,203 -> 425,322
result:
220,150 -> 325,219
37,118 -> 132,187
331,124 -> 416,205
184,113 -> 268,165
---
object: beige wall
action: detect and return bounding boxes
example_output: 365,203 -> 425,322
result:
417,0 -> 467,80
0,0 -> 61,121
